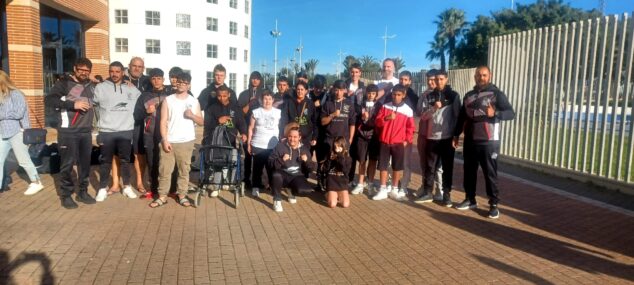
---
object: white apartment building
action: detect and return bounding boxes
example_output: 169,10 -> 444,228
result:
109,0 -> 252,94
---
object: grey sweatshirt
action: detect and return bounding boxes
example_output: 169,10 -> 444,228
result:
93,80 -> 141,132
421,86 -> 461,140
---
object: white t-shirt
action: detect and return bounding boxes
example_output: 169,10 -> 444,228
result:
165,94 -> 201,143
251,107 -> 281,149
374,77 -> 399,91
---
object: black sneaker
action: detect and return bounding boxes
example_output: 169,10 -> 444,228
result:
488,205 -> 500,219
442,192 -> 452,207
61,196 -> 79,209
76,191 -> 96,204
414,191 -> 433,204
455,199 -> 477,210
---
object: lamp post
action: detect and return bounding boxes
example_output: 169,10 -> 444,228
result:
270,19 -> 281,92
337,49 -> 347,79
381,26 -> 396,60
295,36 -> 303,71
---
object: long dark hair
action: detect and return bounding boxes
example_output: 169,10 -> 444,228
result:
331,136 -> 349,157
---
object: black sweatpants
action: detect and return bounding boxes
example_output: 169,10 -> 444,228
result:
98,131 -> 133,189
243,143 -> 252,185
144,134 -> 160,193
424,138 -> 455,194
270,170 -> 312,201
58,131 -> 92,197
251,147 -> 272,189
463,141 -> 500,206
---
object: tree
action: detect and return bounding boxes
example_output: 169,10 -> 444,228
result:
434,8 -> 468,69
304,59 -> 319,78
359,55 -> 381,73
341,55 -> 359,79
278,67 -> 291,79
426,34 -> 447,71
393,57 -> 406,73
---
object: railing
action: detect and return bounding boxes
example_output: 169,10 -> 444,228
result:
488,13 -> 634,186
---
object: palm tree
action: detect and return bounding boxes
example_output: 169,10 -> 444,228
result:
434,8 -> 467,68
426,34 -> 447,71
393,57 -> 406,73
304,59 -> 319,78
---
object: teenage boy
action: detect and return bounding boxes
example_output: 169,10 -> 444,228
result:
200,64 -> 237,144
350,84 -> 380,195
274,76 -> 291,107
396,71 -> 419,195
238,71 -> 264,187
45,58 -> 97,209
415,70 -> 443,200
149,73 -> 204,208
372,85 -> 415,201
93,61 -> 142,202
414,70 -> 460,207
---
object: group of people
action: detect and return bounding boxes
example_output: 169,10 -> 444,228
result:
0,56 -> 515,218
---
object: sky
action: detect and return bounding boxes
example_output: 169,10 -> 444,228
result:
250,0 -> 633,75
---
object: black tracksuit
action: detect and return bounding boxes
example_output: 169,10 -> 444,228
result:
268,142 -> 316,200
454,83 -> 515,206
281,97 -> 318,146
237,85 -> 264,185
199,83 -> 237,143
44,75 -> 95,198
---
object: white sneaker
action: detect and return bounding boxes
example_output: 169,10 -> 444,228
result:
210,190 -> 219,197
372,186 -> 389,201
222,185 -> 230,191
288,195 -> 297,204
24,182 -> 44,195
95,188 -> 108,202
122,186 -> 137,199
390,188 -> 406,200
350,183 -> 365,195
274,200 -> 283,212
252,187 -> 260,197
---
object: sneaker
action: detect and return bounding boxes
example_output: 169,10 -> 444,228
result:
414,191 -> 433,204
76,191 -> 96,204
432,193 -> 444,201
252,187 -> 260,197
350,183 -> 365,195
389,188 -> 406,200
95,188 -> 108,202
455,199 -> 477,210
24,182 -> 44,196
122,186 -> 138,199
488,205 -> 500,219
210,190 -> 219,197
222,185 -> 230,191
442,192 -> 452,207
288,195 -> 297,204
61,196 -> 78,209
348,181 -> 356,189
273,200 -> 283,212
372,186 -> 389,201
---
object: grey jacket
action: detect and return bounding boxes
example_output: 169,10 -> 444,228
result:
421,86 -> 461,140
93,80 -> 141,132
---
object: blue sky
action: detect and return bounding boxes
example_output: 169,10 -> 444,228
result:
250,0 -> 632,74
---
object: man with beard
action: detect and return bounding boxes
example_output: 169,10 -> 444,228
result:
45,58 -> 98,209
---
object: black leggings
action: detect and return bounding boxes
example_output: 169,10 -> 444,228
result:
270,170 -> 313,201
98,131 -> 133,189
251,147 -> 272,188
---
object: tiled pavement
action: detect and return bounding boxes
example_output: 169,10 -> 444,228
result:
1,147 -> 633,284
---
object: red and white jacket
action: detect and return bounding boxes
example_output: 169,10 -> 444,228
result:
375,101 -> 415,144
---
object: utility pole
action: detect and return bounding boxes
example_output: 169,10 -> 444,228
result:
261,60 -> 267,89
270,19 -> 281,92
337,49 -> 347,79
295,36 -> 303,71
381,26 -> 396,60
599,0 -> 606,14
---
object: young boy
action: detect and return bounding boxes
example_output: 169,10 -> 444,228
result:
351,84 -> 380,195
372,85 -> 415,201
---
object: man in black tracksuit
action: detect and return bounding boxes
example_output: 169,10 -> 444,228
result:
453,66 -> 515,219
237,71 -> 264,187
199,64 -> 238,144
45,58 -> 97,209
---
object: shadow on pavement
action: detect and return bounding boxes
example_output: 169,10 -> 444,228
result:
472,254 -> 556,285
0,250 -> 55,285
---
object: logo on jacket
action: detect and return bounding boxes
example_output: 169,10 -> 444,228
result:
112,102 -> 128,111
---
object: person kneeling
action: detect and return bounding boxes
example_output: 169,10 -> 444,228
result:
324,137 -> 352,208
267,125 -> 315,212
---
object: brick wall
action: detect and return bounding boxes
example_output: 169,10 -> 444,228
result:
5,0 -> 109,128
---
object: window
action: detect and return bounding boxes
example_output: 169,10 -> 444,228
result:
229,22 -> 237,35
176,14 -> 190,28
207,44 -> 218,58
145,11 -> 160,25
206,17 -> 218,31
229,47 -> 237,60
115,38 -> 128,52
244,25 -> 249,38
230,0 -> 237,9
207,0 -> 217,3
245,0 -> 250,13
146,39 -> 160,54
206,72 -> 213,85
229,73 -> 236,90
176,41 -> 191,55
243,74 -> 248,89
243,50 -> 248,62
114,9 -> 128,24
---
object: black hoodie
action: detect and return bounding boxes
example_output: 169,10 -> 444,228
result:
44,74 -> 95,133
282,97 -> 318,143
268,141 -> 315,176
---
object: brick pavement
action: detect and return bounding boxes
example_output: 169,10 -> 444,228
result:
0,145 -> 633,284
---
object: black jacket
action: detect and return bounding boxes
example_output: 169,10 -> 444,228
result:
454,84 -> 515,143
268,142 -> 316,176
237,85 -> 264,122
203,102 -> 246,145
379,86 -> 419,112
134,88 -> 170,139
281,97 -> 318,142
44,74 -> 95,133
125,75 -> 151,92
198,83 -> 237,111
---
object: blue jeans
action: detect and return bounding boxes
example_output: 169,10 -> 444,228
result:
0,131 -> 40,186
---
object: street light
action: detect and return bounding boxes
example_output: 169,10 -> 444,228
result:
337,49 -> 347,79
381,26 -> 396,60
270,19 -> 281,92
295,36 -> 303,71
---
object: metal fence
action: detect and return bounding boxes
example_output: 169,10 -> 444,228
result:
488,13 -> 634,185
